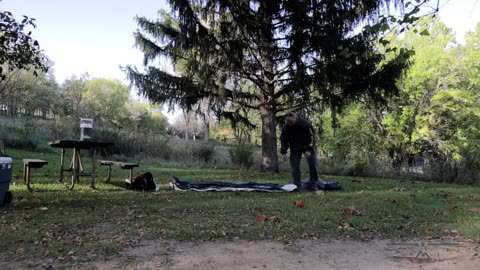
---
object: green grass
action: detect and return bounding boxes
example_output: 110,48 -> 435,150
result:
1,148 -> 480,264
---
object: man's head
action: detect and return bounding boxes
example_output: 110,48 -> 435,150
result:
286,112 -> 298,126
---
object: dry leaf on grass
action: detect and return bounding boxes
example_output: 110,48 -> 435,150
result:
15,246 -> 25,254
443,206 -> 458,216
337,220 -> 353,230
468,195 -> 480,201
268,216 -> 280,222
257,215 -> 280,222
342,206 -> 363,216
468,208 -> 480,213
294,200 -> 305,207
257,215 -> 267,222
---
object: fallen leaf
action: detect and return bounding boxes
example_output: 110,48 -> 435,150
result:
15,246 -> 25,254
342,206 -> 363,216
468,208 -> 480,213
257,215 -> 267,222
357,190 -> 364,195
315,190 -> 325,196
64,236 -> 74,244
38,207 -> 48,211
468,195 -> 480,201
443,206 -> 458,215
390,187 -> 405,192
337,220 -> 353,230
444,192 -> 460,199
294,200 -> 305,207
268,216 -> 280,222
84,206 -> 95,214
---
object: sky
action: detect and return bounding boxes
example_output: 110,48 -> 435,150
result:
1,0 -> 480,84
1,0 -> 169,83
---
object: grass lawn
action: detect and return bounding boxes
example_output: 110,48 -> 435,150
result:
1,148 -> 480,262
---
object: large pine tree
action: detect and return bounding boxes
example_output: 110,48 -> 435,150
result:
127,0 -> 433,172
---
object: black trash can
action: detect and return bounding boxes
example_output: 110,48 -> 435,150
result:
0,157 -> 13,206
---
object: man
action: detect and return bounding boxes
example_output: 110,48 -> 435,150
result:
280,112 -> 319,191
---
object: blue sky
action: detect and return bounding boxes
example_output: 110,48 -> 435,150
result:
1,0 -> 168,83
1,0 -> 479,84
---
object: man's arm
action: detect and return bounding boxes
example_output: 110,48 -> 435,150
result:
302,120 -> 315,157
280,126 -> 289,155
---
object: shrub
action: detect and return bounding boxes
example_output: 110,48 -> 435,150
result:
229,144 -> 255,169
0,118 -> 40,150
343,157 -> 372,177
191,142 -> 216,163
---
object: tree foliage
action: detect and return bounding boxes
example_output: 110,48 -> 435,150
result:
0,2 -> 47,80
0,62 -> 56,117
127,0 -> 434,171
316,17 -> 480,183
380,16 -> 459,166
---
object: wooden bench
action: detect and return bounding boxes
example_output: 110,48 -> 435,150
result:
23,159 -> 48,191
98,160 -> 139,183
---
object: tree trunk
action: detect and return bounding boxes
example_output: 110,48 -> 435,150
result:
204,115 -> 210,141
259,97 -> 279,172
258,1 -> 278,172
183,110 -> 190,141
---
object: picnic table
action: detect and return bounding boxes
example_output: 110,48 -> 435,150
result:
49,140 -> 113,190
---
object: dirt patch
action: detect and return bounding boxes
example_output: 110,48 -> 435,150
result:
2,239 -> 479,269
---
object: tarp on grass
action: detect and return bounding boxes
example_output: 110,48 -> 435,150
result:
170,176 -> 296,192
170,176 -> 342,192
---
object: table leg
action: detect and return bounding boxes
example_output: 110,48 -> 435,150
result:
25,165 -> 32,192
78,150 -> 84,173
23,163 -> 33,192
60,148 -> 65,182
69,147 -> 79,190
23,162 -> 27,183
91,149 -> 96,189
69,150 -> 74,169
105,165 -> 112,183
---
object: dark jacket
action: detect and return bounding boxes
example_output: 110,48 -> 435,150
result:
280,117 -> 315,154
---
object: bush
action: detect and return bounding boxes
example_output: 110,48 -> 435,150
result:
47,116 -> 76,140
229,144 -> 255,169
343,157 -> 372,177
191,142 -> 216,163
0,119 -> 40,150
420,158 -> 480,185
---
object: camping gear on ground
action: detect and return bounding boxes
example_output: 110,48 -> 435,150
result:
0,157 -> 13,206
301,178 -> 342,191
126,172 -> 157,191
170,176 -> 297,192
170,176 -> 342,192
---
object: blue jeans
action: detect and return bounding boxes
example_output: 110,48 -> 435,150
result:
290,150 -> 319,185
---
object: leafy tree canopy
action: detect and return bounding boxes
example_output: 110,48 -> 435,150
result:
0,1 -> 47,80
